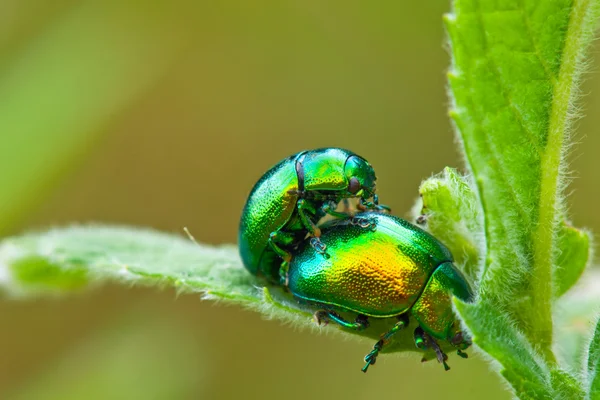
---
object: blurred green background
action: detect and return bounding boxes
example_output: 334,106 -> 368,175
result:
1,1 -> 599,399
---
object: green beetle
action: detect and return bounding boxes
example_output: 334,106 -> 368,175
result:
239,148 -> 386,284
288,211 -> 474,372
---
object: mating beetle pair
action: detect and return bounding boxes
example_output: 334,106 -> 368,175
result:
239,148 -> 385,285
238,148 -> 473,372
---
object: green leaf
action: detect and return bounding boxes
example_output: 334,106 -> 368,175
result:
550,368 -> 586,400
446,0 -> 600,362
0,226 -> 257,300
554,270 -> 600,372
454,299 -> 552,399
412,167 -> 484,281
456,298 -> 587,398
0,226 -> 454,357
586,313 -> 600,398
554,223 -> 591,298
0,2 -> 190,234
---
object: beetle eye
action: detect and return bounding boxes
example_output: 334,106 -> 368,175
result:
348,177 -> 361,194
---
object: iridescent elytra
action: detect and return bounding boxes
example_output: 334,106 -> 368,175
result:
288,211 -> 474,372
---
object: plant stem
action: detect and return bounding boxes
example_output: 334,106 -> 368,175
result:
531,0 -> 593,364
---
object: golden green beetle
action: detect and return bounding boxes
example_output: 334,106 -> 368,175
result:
288,211 -> 474,371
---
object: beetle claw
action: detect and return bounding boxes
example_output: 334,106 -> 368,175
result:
362,340 -> 383,373
429,336 -> 450,371
457,349 -> 469,359
350,216 -> 377,231
310,237 -> 327,254
414,327 -> 451,371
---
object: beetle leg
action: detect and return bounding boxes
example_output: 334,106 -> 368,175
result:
350,216 -> 378,231
321,200 -> 353,219
373,195 -> 392,213
268,231 -> 295,286
457,349 -> 469,359
297,199 -> 326,254
374,204 -> 392,213
278,260 -> 291,286
358,196 -> 391,214
361,314 -> 409,373
314,311 -> 369,331
309,237 -> 327,255
313,311 -> 329,326
413,327 -> 450,371
430,339 -> 450,371
357,197 -> 369,211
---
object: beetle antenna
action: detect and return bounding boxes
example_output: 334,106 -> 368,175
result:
183,226 -> 199,246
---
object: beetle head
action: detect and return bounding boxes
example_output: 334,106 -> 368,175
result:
344,155 -> 377,199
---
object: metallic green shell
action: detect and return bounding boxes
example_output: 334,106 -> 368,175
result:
238,148 -> 377,281
288,212 -> 454,317
239,154 -> 300,277
410,261 -> 474,339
